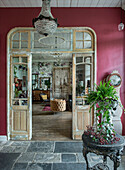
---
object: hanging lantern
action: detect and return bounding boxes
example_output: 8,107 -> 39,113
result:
32,0 -> 58,36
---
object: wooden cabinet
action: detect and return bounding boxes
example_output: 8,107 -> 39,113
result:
32,90 -> 50,101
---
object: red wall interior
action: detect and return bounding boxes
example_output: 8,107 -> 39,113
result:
0,7 -> 125,135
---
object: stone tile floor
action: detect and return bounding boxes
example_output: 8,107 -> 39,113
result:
0,141 -> 124,170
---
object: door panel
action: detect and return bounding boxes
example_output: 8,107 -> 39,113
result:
9,55 -> 31,140
72,54 -> 93,140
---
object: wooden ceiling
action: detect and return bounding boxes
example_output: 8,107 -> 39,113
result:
0,0 -> 125,8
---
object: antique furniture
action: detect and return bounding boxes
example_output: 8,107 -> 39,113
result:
39,93 -> 50,103
50,99 -> 66,112
82,133 -> 125,170
32,90 -> 50,101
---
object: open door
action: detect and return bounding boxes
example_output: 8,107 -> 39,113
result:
9,55 -> 32,140
72,54 -> 93,140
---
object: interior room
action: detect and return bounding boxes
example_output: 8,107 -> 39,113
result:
32,53 -> 72,140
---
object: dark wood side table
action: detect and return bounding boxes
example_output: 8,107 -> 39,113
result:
82,134 -> 125,170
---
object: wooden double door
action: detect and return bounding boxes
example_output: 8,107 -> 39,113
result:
8,54 -> 93,140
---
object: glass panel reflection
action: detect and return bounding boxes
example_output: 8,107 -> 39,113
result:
84,57 -> 91,63
76,57 -> 83,63
76,64 -> 91,105
21,41 -> 28,49
12,41 -> 19,49
13,57 -> 19,63
13,64 -> 28,99
13,32 -> 19,40
76,41 -> 83,49
21,32 -> 28,41
13,99 -> 27,106
22,57 -> 27,63
84,41 -> 92,49
84,32 -> 91,40
76,32 -> 83,40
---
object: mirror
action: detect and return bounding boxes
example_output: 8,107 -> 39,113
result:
40,77 -> 50,90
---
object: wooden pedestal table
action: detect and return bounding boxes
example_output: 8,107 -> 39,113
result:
82,134 -> 125,170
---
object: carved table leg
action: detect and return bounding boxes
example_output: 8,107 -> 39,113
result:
109,148 -> 123,170
103,155 -> 107,164
83,146 -> 89,170
113,154 -> 121,170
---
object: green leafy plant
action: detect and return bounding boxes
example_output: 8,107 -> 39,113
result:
85,80 -> 119,144
14,66 -> 18,78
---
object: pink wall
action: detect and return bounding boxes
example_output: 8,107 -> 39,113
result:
0,7 -> 125,135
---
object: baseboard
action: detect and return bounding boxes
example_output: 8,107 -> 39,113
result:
0,136 -> 7,141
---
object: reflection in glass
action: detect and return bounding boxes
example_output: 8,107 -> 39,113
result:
21,41 -> 28,49
40,77 -> 50,90
76,57 -> 83,63
76,41 -> 83,49
84,41 -> 92,49
22,57 -> 27,63
13,99 -> 27,106
13,64 -> 28,99
13,57 -> 19,63
76,64 -> 91,105
84,57 -> 91,63
21,32 -> 28,41
13,32 -> 19,40
76,32 -> 83,40
84,32 -> 91,40
12,41 -> 19,49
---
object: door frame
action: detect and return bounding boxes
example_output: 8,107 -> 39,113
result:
7,27 -> 97,140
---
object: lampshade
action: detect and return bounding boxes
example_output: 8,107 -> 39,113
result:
32,0 -> 58,36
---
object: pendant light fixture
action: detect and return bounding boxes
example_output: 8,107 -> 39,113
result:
32,0 -> 58,36
118,0 -> 124,31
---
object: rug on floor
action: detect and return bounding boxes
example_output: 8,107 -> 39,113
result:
42,105 -> 51,111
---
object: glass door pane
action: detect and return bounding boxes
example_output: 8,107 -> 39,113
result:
12,64 -> 28,105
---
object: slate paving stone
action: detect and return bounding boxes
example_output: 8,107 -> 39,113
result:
11,141 -> 30,146
76,153 -> 86,163
12,146 -> 28,153
54,142 -> 83,153
12,163 -> 28,170
27,141 -> 54,153
53,163 -> 86,170
0,153 -> 20,170
0,141 -> 7,146
119,156 -> 125,170
2,141 -> 13,146
0,146 -> 15,153
17,152 -> 35,163
27,163 -> 52,170
62,154 -> 76,162
87,153 -> 103,167
34,153 -> 61,163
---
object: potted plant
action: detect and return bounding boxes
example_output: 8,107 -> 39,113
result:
84,80 -> 120,144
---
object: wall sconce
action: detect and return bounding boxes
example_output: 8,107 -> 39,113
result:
118,0 -> 124,31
